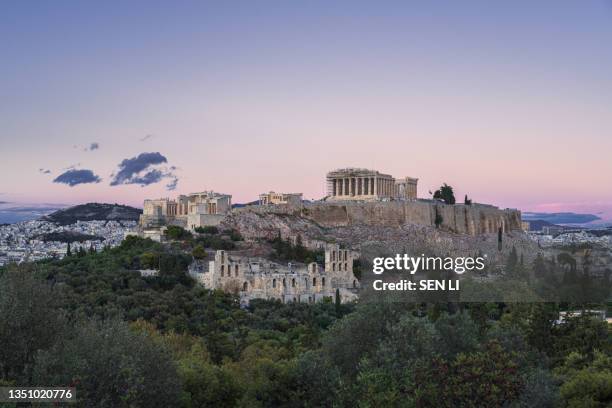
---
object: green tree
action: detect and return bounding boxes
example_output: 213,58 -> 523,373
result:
165,225 -> 192,241
192,244 -> 207,260
555,351 -> 612,407
433,183 -> 456,204
0,266 -> 66,382
32,319 -> 182,408
435,210 -> 443,228
140,251 -> 159,269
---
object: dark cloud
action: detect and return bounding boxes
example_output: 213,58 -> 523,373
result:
110,152 -> 177,190
166,177 -> 179,190
39,168 -> 52,174
73,142 -> 99,151
53,169 -> 102,187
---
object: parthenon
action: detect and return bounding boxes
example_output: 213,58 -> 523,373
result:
326,168 -> 418,201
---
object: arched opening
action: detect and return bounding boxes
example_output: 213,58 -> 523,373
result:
221,265 -> 224,277
235,264 -> 239,276
322,277 -> 325,287
292,278 -> 296,287
283,278 -> 286,287
305,277 -> 308,286
272,278 -> 276,288
344,262 -> 348,271
243,281 -> 248,291
313,277 -> 317,286
332,263 -> 336,271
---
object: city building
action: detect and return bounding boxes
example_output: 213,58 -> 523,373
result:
326,168 -> 418,201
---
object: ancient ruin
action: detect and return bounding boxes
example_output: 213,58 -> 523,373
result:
190,244 -> 360,305
259,191 -> 303,206
139,191 -> 232,231
326,168 -> 418,201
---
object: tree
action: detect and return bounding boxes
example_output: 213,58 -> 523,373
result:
165,225 -> 192,241
335,288 -> 341,315
66,242 -> 71,257
194,226 -> 218,234
0,265 -> 66,382
32,319 -> 182,408
435,209 -> 443,228
140,251 -> 159,269
433,183 -> 456,204
506,246 -> 519,277
192,244 -> 207,260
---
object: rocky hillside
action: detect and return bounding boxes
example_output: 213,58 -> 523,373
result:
42,203 -> 142,225
220,207 -> 540,268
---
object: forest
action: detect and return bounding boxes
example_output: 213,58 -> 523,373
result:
0,235 -> 610,407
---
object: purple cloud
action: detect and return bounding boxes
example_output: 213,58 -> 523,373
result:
53,169 -> 102,187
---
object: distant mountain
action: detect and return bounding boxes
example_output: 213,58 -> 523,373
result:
42,203 -> 142,225
0,203 -> 67,224
522,212 -> 601,225
524,219 -> 558,232
232,200 -> 259,208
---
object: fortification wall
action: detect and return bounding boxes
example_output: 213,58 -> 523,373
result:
299,201 -> 521,235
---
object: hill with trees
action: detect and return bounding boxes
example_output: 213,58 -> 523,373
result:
0,235 -> 610,407
42,203 -> 142,225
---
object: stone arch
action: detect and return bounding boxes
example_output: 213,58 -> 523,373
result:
272,278 -> 277,288
235,264 -> 239,276
313,277 -> 317,286
292,278 -> 296,287
243,281 -> 248,291
322,277 -> 326,287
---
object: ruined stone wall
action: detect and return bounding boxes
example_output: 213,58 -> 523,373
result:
299,201 -> 521,235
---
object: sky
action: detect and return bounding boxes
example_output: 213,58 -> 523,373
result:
1,1 -> 611,220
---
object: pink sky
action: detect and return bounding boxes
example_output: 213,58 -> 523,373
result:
1,2 -> 611,220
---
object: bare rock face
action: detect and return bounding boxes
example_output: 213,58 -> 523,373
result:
221,210 -> 328,247
300,201 -> 522,234
221,202 -> 538,265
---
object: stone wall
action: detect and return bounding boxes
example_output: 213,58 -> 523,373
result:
299,201 -> 521,235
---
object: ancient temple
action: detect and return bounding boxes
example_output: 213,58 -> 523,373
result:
326,168 -> 418,201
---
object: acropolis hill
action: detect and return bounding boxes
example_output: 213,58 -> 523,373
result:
136,167 -> 532,305
139,167 -> 522,237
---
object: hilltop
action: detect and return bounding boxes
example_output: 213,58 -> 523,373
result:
41,203 -> 142,225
